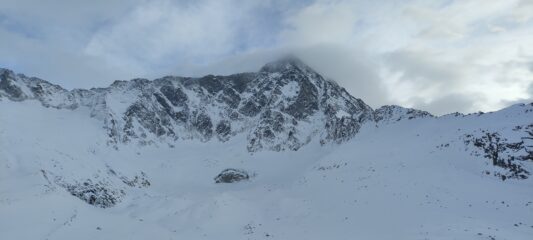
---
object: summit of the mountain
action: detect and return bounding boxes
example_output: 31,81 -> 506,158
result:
259,55 -> 314,73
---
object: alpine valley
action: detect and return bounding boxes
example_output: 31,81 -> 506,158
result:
1,57 -> 532,239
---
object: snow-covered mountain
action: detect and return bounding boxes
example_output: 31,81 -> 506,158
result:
0,57 -> 373,152
1,58 -> 532,239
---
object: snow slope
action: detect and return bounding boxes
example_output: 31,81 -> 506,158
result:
1,60 -> 532,239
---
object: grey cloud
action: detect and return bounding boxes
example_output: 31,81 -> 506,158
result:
492,82 -> 533,109
293,45 -> 390,108
0,0 -> 138,27
190,45 -> 390,109
0,0 -> 287,89
383,50 -> 464,88
183,49 -> 287,76
0,0 -> 532,115
410,93 -> 487,116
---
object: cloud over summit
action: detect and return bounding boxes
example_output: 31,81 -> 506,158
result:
1,0 -> 532,115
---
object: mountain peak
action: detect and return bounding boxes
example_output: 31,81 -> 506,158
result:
259,55 -> 314,73
0,68 -> 15,78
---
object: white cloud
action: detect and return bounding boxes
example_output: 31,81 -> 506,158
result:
280,1 -> 359,47
85,1 -> 246,74
0,0 -> 532,115
272,0 -> 533,115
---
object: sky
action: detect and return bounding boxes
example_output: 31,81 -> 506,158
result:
1,0 -> 532,115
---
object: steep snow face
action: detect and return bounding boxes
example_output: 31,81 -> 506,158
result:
0,58 -> 374,152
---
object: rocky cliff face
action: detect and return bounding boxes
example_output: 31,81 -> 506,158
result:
374,105 -> 433,125
0,57 -> 375,151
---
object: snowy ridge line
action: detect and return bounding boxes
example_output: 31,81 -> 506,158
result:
1,58 -> 375,151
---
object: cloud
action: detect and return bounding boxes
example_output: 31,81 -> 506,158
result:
292,45 -> 389,107
523,82 -> 533,103
383,50 -> 464,87
85,1 -> 250,75
0,25 -> 128,89
280,1 -> 360,47
184,44 -> 390,108
0,0 -> 293,87
0,0 -> 143,88
0,0 -> 532,115
513,0 -> 533,23
409,93 -> 487,115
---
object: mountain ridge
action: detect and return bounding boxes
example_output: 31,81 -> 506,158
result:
2,59 -> 532,153
1,58 -> 377,152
